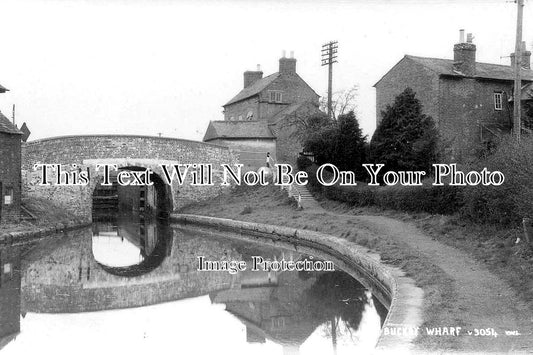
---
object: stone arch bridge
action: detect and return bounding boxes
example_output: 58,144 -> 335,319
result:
22,135 -> 238,221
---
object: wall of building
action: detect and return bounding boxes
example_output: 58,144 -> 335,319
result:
375,57 -> 440,127
21,135 -> 239,220
438,78 -> 513,161
224,74 -> 318,123
259,74 -> 318,122
269,103 -> 322,164
260,74 -> 318,107
208,138 -> 276,172
0,133 -> 21,223
269,118 -> 304,164
223,97 -> 260,121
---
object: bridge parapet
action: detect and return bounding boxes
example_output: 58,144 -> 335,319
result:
22,135 -> 239,220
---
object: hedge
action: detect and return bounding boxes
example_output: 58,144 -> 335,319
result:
301,162 -> 463,215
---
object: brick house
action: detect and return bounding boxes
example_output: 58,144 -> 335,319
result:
0,84 -> 22,223
204,53 -> 321,169
374,31 -> 533,161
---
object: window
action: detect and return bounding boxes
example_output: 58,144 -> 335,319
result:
4,187 -> 13,205
269,91 -> 283,103
270,317 -> 286,329
238,115 -> 243,121
3,263 -> 13,281
246,111 -> 254,120
494,92 -> 503,111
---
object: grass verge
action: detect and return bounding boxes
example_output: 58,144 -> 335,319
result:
0,197 -> 86,234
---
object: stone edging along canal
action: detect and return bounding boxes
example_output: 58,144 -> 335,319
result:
172,213 -> 424,354
0,221 -> 92,247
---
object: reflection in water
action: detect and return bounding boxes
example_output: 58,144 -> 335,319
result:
207,236 -> 379,354
1,214 -> 386,354
211,270 -> 373,354
0,245 -> 21,351
91,212 -> 171,276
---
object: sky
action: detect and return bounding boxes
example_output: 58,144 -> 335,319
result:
0,0 -> 532,141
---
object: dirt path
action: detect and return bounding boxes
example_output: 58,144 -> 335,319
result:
317,209 -> 533,353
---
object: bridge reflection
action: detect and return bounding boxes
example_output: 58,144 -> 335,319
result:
91,212 -> 171,277
8,222 -> 385,353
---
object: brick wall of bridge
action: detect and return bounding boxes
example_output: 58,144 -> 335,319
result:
21,135 -> 239,221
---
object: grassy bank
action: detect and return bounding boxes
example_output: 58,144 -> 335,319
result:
0,197 -> 86,234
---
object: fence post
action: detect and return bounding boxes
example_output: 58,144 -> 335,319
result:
523,217 -> 532,246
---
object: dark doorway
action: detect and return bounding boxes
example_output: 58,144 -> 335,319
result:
92,167 -> 172,218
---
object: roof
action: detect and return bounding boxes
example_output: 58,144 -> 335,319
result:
0,111 -> 22,135
203,120 -> 275,141
224,73 -> 280,106
0,83 -> 8,93
375,54 -> 533,87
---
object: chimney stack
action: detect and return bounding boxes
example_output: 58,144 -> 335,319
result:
453,30 -> 476,76
279,50 -> 296,74
511,41 -> 531,70
243,65 -> 263,88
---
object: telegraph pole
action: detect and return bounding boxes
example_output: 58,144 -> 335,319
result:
513,0 -> 524,142
322,41 -> 338,119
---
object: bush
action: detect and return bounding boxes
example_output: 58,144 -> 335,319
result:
303,111 -> 368,180
460,136 -> 533,226
296,155 -> 313,171
302,163 -> 463,215
373,183 -> 462,214
322,181 -> 462,215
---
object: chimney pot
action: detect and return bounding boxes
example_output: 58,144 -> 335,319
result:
454,32 -> 476,76
511,43 -> 531,70
279,55 -> 297,74
466,33 -> 473,43
282,50 -> 286,58
290,50 -> 294,59
459,29 -> 465,43
243,68 -> 263,88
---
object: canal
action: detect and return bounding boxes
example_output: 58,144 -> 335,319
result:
1,209 -> 388,354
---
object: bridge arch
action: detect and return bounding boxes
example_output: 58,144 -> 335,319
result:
90,161 -> 175,217
22,135 -> 239,221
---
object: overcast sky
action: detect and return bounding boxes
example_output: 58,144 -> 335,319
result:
0,0 -> 531,141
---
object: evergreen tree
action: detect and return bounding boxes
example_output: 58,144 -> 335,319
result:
303,110 -> 367,179
370,88 -> 439,174
336,111 -> 367,172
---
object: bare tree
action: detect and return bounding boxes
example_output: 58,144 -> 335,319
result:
319,85 -> 358,120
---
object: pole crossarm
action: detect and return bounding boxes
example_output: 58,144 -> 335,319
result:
322,40 -> 338,118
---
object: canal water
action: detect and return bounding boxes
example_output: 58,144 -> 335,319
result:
0,211 -> 387,355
